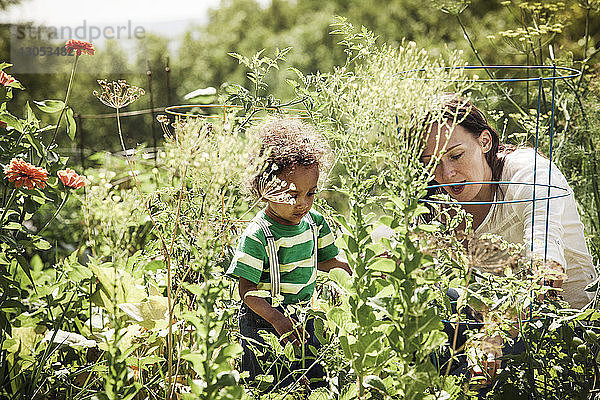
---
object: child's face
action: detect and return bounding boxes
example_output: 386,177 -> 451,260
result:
265,164 -> 319,225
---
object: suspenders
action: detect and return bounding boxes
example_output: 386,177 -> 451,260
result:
255,213 -> 318,299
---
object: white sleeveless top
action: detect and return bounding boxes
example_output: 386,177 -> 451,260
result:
474,148 -> 596,308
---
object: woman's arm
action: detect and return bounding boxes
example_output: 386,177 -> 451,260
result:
239,277 -> 307,345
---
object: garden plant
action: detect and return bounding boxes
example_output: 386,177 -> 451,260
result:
1,1 -> 600,399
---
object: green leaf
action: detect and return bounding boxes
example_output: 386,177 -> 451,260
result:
68,264 -> 93,282
327,307 -> 351,331
414,204 -> 431,217
357,304 -> 375,326
284,341 -> 295,361
0,299 -> 26,310
347,236 -> 358,253
32,237 -> 52,250
218,343 -> 243,359
30,254 -> 43,271
15,255 -> 35,285
368,258 -> 396,273
308,388 -> 331,400
25,102 -> 38,127
65,107 -> 76,140
356,331 -> 383,355
143,259 -> 164,271
363,375 -> 387,394
329,268 -> 354,293
340,382 -> 358,400
0,111 -> 24,132
417,223 -> 438,233
34,100 -> 65,113
126,355 -> 165,368
422,330 -> 447,351
118,296 -> 169,329
2,222 -> 22,231
89,261 -> 145,304
26,134 -> 45,157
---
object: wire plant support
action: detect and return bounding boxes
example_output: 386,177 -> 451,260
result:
412,64 -> 581,262
399,65 -> 582,329
164,104 -> 310,126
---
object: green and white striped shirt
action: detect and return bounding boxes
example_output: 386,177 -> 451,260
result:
227,209 -> 339,304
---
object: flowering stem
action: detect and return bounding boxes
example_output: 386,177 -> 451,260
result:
455,15 -> 525,115
116,107 -> 127,153
0,188 -> 18,228
444,262 -> 474,377
113,104 -> 173,399
167,164 -> 188,400
38,191 -> 70,235
48,54 -> 79,152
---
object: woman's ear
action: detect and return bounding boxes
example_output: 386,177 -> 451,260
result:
479,130 -> 492,153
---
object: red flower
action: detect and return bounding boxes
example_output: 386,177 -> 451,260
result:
65,40 -> 95,56
0,70 -> 15,87
0,120 -> 6,129
57,168 -> 86,189
4,158 -> 48,190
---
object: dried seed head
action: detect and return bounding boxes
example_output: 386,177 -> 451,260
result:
256,174 -> 296,205
467,234 -> 524,275
94,79 -> 145,109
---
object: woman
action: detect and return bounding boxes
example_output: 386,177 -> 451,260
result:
421,95 -> 597,383
421,94 -> 596,309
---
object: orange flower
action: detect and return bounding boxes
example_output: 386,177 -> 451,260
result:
65,39 -> 95,56
4,158 -> 48,190
0,70 -> 15,87
57,168 -> 86,189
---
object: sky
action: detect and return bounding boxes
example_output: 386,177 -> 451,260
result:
1,0 -> 224,27
2,0 -> 271,73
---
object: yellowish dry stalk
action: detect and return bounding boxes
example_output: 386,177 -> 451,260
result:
166,164 -> 188,400
95,82 -> 174,399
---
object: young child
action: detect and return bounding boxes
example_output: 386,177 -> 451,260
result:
226,117 -> 351,389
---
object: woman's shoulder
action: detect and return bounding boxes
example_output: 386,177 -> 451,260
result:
503,147 -> 539,165
501,147 -> 550,179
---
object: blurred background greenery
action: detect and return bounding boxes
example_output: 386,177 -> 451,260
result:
1,0 -> 598,154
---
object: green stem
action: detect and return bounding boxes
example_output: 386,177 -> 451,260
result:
38,191 -> 70,235
576,7 -> 591,93
48,55 -> 79,148
456,15 -> 526,116
116,107 -> 127,154
0,188 -> 18,228
89,274 -> 93,335
47,55 -> 79,152
166,165 -> 188,400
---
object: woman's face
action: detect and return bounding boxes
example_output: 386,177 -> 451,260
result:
421,123 -> 494,203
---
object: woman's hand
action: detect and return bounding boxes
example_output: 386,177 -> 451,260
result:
468,334 -> 503,384
534,259 -> 565,301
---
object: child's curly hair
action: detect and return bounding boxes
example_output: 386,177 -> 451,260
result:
249,117 -> 331,199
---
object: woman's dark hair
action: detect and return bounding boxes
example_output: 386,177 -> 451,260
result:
435,94 -> 514,182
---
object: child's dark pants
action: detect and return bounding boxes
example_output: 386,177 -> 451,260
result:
238,303 -> 326,390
